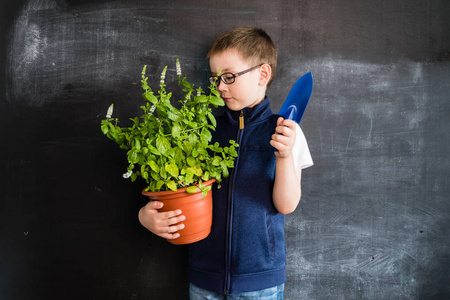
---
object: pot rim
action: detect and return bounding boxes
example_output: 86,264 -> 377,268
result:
141,179 -> 216,196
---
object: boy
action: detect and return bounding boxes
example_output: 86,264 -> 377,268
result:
138,27 -> 313,299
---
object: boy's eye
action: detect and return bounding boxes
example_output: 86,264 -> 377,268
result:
209,76 -> 220,85
222,74 -> 235,83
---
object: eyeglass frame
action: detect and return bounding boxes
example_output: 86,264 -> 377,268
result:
209,63 -> 266,86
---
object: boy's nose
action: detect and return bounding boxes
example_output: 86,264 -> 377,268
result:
216,80 -> 227,92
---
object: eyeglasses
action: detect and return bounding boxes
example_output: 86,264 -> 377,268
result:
209,64 -> 264,86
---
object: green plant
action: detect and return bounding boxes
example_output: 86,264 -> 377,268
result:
101,59 -> 238,195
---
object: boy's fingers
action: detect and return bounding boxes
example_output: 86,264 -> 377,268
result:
160,209 -> 183,219
277,116 -> 284,127
275,126 -> 293,136
164,213 -> 185,226
147,200 -> 163,209
158,220 -> 185,240
270,139 -> 287,151
272,132 -> 291,144
145,201 -> 183,220
161,232 -> 181,240
279,118 -> 296,130
167,222 -> 185,233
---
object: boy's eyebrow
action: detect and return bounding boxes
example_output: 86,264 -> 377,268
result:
211,68 -> 228,76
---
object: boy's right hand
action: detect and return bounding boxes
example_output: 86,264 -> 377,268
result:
138,201 -> 185,240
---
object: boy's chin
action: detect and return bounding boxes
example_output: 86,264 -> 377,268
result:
224,101 -> 247,112
226,107 -> 242,112
224,103 -> 242,112
225,98 -> 264,111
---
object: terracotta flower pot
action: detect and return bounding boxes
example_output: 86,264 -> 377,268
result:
142,179 -> 215,245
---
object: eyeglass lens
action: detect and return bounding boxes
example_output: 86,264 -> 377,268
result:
209,64 -> 263,85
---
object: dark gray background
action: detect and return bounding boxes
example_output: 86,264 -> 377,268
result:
1,0 -> 449,299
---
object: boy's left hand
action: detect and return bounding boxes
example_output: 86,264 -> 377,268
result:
270,117 -> 296,158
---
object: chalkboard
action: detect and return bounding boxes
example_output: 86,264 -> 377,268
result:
1,0 -> 449,299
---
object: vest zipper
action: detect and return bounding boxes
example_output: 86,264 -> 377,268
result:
239,110 -> 244,129
224,109 -> 244,294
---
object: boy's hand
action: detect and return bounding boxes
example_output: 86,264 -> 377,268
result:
270,117 -> 296,158
138,201 -> 185,240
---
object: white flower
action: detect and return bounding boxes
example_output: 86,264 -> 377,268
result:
160,66 -> 167,86
106,104 -> 114,119
149,104 -> 156,114
197,89 -> 201,96
176,59 -> 182,76
123,170 -> 132,179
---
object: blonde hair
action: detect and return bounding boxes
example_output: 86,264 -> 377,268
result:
207,27 -> 277,87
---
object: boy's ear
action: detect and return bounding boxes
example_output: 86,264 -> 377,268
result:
258,64 -> 272,87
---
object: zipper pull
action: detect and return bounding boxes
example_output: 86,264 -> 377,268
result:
239,110 -> 244,129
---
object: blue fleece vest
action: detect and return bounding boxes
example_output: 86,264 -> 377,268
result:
188,98 -> 286,294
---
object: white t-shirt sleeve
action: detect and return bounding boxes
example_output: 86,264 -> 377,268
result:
293,123 -> 313,177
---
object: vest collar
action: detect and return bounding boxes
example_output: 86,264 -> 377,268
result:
224,97 -> 273,126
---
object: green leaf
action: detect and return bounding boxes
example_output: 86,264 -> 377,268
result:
211,88 -> 220,97
195,95 -> 208,103
186,186 -> 199,194
202,171 -> 210,181
172,124 -> 181,138
201,128 -> 212,143
128,150 -> 139,164
143,92 -> 158,104
165,163 -> 179,177
188,133 -> 198,143
156,181 -> 164,190
209,142 -> 223,153
156,136 -> 171,154
193,166 -> 203,176
168,110 -> 183,122
228,146 -> 238,157
150,171 -> 160,181
149,145 -> 161,155
186,167 -> 202,177
149,161 -> 159,173
197,147 -> 208,156
173,147 -> 184,163
226,159 -> 235,168
181,80 -> 192,89
135,138 -> 141,150
185,167 -> 195,175
167,181 -> 177,192
156,106 -> 168,118
184,173 -> 194,184
187,156 -> 196,167
100,120 -> 109,134
160,167 -> 168,179
182,141 -> 193,155
192,148 -> 199,158
212,156 -> 221,166
209,96 -> 224,106
207,112 -> 216,127
221,161 -> 229,178
131,173 -> 137,181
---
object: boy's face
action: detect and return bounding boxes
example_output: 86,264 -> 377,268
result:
209,49 -> 268,111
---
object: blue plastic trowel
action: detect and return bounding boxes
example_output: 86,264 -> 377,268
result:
278,72 -> 313,123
